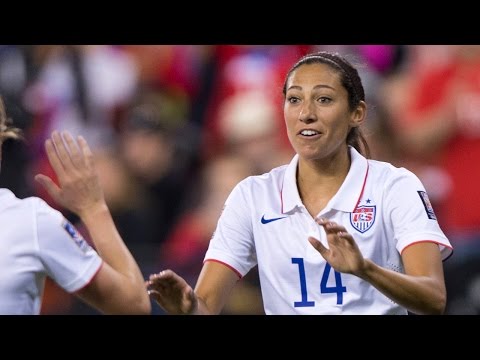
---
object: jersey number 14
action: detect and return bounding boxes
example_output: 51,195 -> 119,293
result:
292,257 -> 347,307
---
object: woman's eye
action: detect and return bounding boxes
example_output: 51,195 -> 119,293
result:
318,97 -> 331,103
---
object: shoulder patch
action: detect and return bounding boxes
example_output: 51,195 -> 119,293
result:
417,191 -> 437,220
62,219 -> 91,252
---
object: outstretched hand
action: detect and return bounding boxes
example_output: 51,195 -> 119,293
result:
34,131 -> 106,219
147,270 -> 198,315
308,218 -> 367,276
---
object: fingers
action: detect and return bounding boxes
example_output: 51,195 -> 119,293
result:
62,131 -> 83,167
146,270 -> 185,311
147,288 -> 161,298
148,270 -> 167,283
51,131 -> 75,171
34,174 -> 61,201
44,138 -> 66,180
45,131 -> 93,182
316,217 -> 348,235
308,236 -> 328,258
315,217 -> 355,250
77,135 -> 94,170
49,130 -> 90,171
146,270 -> 197,315
146,270 -> 177,288
147,287 -> 166,307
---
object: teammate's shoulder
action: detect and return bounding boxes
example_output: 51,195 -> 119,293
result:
21,195 -> 49,207
0,189 -> 61,222
21,196 -> 63,218
0,188 -> 18,202
0,188 -> 30,211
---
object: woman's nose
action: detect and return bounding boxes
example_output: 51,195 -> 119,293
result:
299,101 -> 317,123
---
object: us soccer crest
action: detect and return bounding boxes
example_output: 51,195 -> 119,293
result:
350,205 -> 376,233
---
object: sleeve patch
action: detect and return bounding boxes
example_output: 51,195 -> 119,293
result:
417,191 -> 437,220
62,219 -> 91,252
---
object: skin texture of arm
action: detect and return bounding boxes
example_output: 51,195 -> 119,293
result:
308,218 -> 446,315
147,261 -> 239,315
35,131 -> 151,315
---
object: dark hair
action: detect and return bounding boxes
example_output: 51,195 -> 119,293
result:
0,97 -> 22,143
282,51 -> 370,158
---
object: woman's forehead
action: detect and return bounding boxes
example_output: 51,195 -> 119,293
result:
287,63 -> 341,89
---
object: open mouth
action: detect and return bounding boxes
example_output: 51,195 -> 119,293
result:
299,129 -> 321,137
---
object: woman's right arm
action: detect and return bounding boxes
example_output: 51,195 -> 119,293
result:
148,176 -> 253,315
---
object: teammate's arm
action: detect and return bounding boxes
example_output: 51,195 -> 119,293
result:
35,131 -> 151,315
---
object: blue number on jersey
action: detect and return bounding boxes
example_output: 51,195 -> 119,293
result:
292,258 -> 347,307
291,258 -> 315,307
320,263 -> 347,305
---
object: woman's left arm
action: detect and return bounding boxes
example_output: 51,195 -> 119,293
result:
309,220 -> 446,315
359,241 -> 446,315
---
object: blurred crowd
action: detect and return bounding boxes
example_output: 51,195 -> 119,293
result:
1,45 -> 479,315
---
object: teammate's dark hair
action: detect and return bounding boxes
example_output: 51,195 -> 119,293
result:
0,97 -> 22,143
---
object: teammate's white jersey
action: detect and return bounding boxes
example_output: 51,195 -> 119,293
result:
205,147 -> 453,315
0,189 -> 102,315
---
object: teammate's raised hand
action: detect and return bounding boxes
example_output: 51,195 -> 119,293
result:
35,131 -> 106,219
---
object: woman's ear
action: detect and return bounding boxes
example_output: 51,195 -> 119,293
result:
350,101 -> 367,128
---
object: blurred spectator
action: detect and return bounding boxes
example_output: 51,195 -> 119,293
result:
200,45 -> 310,158
118,89 -> 199,247
158,154 -> 264,314
387,45 -> 480,314
26,45 -> 138,210
25,45 -> 137,149
218,91 -> 294,175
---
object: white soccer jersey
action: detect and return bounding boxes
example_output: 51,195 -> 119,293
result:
205,147 -> 453,315
0,189 -> 102,315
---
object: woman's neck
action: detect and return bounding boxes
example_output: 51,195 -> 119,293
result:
296,149 -> 351,217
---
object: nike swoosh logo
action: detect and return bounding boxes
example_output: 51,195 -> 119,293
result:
261,215 -> 287,224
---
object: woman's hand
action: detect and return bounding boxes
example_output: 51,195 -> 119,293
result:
308,218 -> 367,276
147,270 -> 198,315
